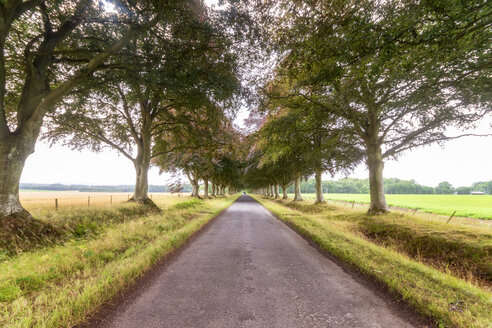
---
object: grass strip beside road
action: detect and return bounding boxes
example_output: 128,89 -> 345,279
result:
253,196 -> 492,328
0,196 -> 238,328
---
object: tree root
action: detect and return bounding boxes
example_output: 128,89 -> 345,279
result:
367,207 -> 389,215
127,197 -> 161,212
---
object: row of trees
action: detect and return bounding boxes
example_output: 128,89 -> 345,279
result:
280,178 -> 489,195
244,0 -> 491,213
1,0 -> 491,223
0,0 -> 254,223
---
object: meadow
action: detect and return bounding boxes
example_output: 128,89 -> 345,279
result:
295,193 -> 492,220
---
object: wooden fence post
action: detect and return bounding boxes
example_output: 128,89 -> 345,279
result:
447,210 -> 457,223
55,198 -> 58,210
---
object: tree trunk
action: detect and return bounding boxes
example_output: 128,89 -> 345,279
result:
293,175 -> 303,201
211,182 -> 216,197
274,184 -> 279,198
203,179 -> 209,199
185,169 -> 201,199
366,142 -> 388,214
128,111 -> 157,207
282,185 -> 288,199
314,168 -> 325,204
132,161 -> 149,201
0,137 -> 30,218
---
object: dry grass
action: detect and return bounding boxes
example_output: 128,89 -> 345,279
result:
19,191 -> 187,213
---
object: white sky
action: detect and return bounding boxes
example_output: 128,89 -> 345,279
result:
21,111 -> 492,188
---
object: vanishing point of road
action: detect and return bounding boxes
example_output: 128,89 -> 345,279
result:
93,195 -> 422,328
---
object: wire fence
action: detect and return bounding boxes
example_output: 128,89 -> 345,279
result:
325,198 -> 491,228
19,192 -> 188,211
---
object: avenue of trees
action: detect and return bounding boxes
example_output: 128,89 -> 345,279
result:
0,0 -> 251,224
244,0 -> 491,213
0,0 -> 491,227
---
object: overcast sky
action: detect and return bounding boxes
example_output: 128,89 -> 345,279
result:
21,111 -> 492,188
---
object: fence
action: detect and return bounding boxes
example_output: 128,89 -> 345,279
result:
19,192 -> 185,211
326,198 -> 491,228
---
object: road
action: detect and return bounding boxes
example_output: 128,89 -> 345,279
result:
94,195 -> 421,328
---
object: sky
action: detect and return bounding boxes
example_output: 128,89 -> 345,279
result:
21,111 -> 492,188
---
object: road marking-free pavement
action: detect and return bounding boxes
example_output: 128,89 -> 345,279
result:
96,195 -> 421,328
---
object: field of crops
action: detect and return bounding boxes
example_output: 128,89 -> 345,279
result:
313,193 -> 492,220
19,191 -> 186,212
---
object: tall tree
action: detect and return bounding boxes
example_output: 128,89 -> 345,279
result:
153,108 -> 238,198
45,2 -> 240,205
269,0 -> 492,213
0,0 -> 168,220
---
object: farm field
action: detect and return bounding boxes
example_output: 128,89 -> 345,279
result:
298,193 -> 492,220
19,191 -> 187,213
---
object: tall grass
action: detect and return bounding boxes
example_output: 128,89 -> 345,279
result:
254,196 -> 492,328
0,195 -> 238,328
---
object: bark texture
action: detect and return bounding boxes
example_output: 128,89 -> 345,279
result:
185,170 -> 201,199
274,184 -> 279,198
282,185 -> 288,199
203,180 -> 209,199
366,142 -> 388,214
0,137 -> 30,217
293,176 -> 303,201
131,162 -> 149,201
314,169 -> 326,204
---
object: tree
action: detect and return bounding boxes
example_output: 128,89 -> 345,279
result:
0,0 -> 168,221
455,186 -> 472,195
260,78 -> 363,203
436,181 -> 454,195
153,109 -> 239,198
45,2 -> 239,205
268,0 -> 491,213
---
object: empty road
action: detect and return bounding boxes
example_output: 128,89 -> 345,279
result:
95,195 -> 420,328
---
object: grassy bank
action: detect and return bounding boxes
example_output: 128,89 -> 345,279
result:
253,196 -> 492,328
0,195 -> 238,328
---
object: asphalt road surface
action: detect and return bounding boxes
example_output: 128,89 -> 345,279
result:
95,195 -> 421,328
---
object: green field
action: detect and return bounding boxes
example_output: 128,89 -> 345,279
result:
311,194 -> 492,220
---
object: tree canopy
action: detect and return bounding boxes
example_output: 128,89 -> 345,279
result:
0,0 -> 491,224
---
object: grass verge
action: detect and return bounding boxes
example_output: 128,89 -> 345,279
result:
253,196 -> 492,328
0,195 -> 238,328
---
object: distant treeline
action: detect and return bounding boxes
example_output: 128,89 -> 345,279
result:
21,179 -> 492,195
285,178 -> 492,195
20,183 -> 193,193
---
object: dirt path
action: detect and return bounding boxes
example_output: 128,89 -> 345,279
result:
89,195 -> 425,328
